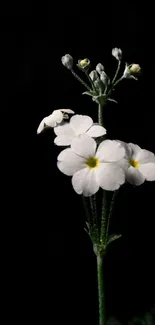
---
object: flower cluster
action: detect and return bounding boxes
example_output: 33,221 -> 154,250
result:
37,110 -> 155,196
61,48 -> 141,106
37,48 -> 155,197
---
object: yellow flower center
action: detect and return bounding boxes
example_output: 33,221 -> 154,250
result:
129,159 -> 139,168
80,59 -> 88,67
86,157 -> 99,169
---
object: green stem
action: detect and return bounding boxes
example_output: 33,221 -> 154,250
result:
97,255 -> 105,325
106,76 -> 123,99
71,69 -> 92,91
100,191 -> 107,246
113,76 -> 123,87
105,190 -> 118,244
112,60 -> 121,84
90,195 -> 99,244
98,103 -> 103,126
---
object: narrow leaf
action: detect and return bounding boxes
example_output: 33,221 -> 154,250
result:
107,234 -> 122,245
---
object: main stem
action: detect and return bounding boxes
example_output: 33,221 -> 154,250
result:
98,103 -> 103,126
97,255 -> 105,325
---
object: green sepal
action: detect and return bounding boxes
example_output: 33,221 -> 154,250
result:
107,234 -> 122,246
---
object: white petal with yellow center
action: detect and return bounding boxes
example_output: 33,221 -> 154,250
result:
117,141 -> 155,185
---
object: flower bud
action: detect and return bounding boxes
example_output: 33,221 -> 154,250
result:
77,58 -> 90,69
112,47 -> 122,61
96,63 -> 104,75
100,71 -> 109,86
123,63 -> 141,80
89,70 -> 99,82
129,64 -> 141,74
94,79 -> 104,93
61,54 -> 73,70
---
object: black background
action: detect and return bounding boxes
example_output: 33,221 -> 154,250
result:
1,4 -> 155,325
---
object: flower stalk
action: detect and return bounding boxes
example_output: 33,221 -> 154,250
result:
97,254 -> 106,325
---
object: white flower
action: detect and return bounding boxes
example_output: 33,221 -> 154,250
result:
54,114 -> 106,146
37,109 -> 74,134
61,54 -> 73,70
118,142 -> 155,185
57,134 -> 125,196
96,63 -> 104,75
112,48 -> 122,61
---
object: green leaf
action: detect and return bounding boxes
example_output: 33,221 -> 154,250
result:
107,234 -> 122,246
82,91 -> 94,97
107,98 -> 118,104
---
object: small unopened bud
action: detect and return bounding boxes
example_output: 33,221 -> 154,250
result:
100,71 -> 109,85
77,58 -> 90,69
61,54 -> 73,70
112,47 -> 122,61
129,64 -> 141,74
94,79 -> 104,93
96,63 -> 104,75
89,70 -> 99,82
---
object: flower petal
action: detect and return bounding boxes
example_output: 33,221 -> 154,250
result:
86,124 -> 107,138
58,148 -> 84,162
70,115 -> 93,135
127,143 -> 141,160
57,148 -> 86,176
54,123 -> 75,136
96,140 -> 125,162
96,163 -> 125,191
54,135 -> 73,146
61,109 -> 75,114
51,110 -> 64,124
126,166 -> 145,185
37,118 -> 47,134
136,149 -> 155,164
71,134 -> 97,159
115,140 -> 133,159
117,158 -> 129,171
139,163 -> 155,181
72,168 -> 99,196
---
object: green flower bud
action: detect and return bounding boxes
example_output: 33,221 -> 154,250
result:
123,63 -> 141,80
89,70 -> 99,82
96,63 -> 104,75
129,64 -> 141,74
94,79 -> 104,93
61,54 -> 73,70
100,71 -> 109,86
